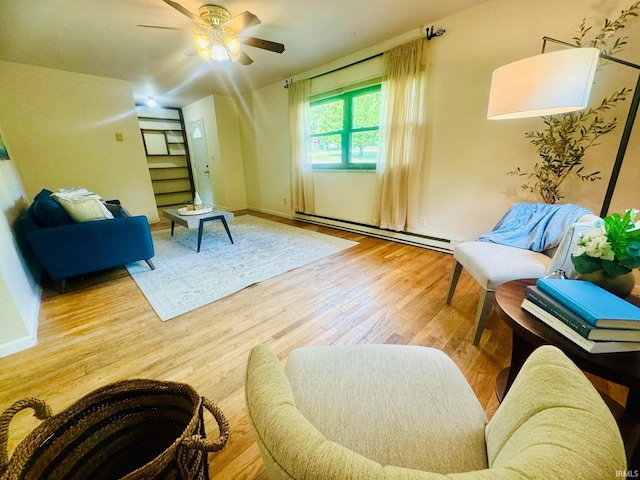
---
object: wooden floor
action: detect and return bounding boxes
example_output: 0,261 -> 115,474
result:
0,212 -> 627,478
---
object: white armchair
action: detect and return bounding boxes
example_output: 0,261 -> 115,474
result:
446,242 -> 551,345
446,204 -> 598,345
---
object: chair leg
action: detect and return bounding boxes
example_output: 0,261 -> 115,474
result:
145,259 -> 156,270
472,288 -> 495,346
446,260 -> 463,304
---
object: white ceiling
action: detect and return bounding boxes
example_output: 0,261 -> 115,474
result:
0,0 -> 491,107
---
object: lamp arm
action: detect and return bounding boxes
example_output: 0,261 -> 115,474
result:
541,36 -> 640,216
542,36 -> 640,70
541,36 -> 575,52
600,73 -> 640,217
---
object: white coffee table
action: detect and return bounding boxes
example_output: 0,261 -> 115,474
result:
162,207 -> 234,252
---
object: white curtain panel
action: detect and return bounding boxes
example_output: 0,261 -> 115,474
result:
374,38 -> 428,232
289,79 -> 315,214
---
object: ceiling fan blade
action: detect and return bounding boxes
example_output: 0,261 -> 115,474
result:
162,0 -> 210,29
241,36 -> 285,54
137,24 -> 193,32
223,11 -> 261,34
238,51 -> 254,66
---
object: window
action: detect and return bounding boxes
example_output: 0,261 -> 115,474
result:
309,84 -> 381,170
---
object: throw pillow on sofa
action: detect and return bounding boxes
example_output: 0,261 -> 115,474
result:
30,189 -> 75,228
51,188 -> 114,223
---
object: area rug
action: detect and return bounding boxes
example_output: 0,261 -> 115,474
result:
125,215 -> 358,321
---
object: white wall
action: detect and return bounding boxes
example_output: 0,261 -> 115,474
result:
0,61 -> 159,222
244,0 -> 640,242
422,0 -> 640,241
313,171 -> 377,224
243,83 -> 292,216
0,160 -> 39,356
213,95 -> 248,210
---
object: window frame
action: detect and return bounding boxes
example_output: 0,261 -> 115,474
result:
309,84 -> 381,171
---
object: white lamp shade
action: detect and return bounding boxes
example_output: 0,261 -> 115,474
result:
487,47 -> 600,120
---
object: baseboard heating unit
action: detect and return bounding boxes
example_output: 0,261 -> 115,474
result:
293,212 -> 453,253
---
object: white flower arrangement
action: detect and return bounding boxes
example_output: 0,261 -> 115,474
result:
572,209 -> 640,277
573,224 -> 615,262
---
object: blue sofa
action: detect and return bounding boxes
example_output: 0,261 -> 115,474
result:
15,189 -> 155,292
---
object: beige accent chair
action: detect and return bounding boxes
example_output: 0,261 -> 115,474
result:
446,213 -> 599,345
245,344 -> 625,479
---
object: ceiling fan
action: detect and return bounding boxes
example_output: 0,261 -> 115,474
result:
138,0 -> 285,66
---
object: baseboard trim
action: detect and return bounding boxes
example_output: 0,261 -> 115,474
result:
246,206 -> 294,220
0,331 -> 37,358
0,272 -> 41,358
291,213 -> 453,253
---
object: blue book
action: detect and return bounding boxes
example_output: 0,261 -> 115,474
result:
525,286 -> 640,341
536,278 -> 640,330
521,299 -> 640,353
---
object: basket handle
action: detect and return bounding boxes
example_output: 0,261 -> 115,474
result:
0,398 -> 52,474
180,397 -> 229,452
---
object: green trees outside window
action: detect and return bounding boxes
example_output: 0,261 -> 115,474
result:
309,84 -> 381,169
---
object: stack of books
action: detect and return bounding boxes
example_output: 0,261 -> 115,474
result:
521,278 -> 640,353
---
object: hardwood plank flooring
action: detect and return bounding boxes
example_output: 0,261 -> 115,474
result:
0,212 -> 627,478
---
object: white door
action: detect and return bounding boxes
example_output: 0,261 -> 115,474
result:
188,119 -> 214,206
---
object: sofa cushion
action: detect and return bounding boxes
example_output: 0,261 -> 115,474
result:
51,188 -> 114,222
104,200 -> 128,218
30,189 -> 74,228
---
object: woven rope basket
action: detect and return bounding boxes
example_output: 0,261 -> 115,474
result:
0,380 -> 229,480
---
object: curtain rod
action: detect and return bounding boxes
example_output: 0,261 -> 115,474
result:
307,26 -> 445,82
309,52 -> 384,81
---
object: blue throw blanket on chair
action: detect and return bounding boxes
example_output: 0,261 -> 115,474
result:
476,203 -> 593,252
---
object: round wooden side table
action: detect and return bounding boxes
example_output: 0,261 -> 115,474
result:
495,278 -> 640,468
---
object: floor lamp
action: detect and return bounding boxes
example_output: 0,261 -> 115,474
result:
487,37 -> 640,216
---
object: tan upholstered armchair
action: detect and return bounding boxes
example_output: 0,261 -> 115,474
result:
245,344 -> 624,479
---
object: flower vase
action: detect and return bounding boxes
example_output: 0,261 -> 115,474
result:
575,270 -> 636,298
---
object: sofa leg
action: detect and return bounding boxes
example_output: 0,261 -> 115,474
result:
145,259 -> 156,270
59,279 -> 67,294
446,260 -> 463,304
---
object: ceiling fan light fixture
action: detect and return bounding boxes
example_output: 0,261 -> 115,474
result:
229,49 -> 241,63
210,44 -> 229,61
145,1 -> 285,66
197,47 -> 212,61
193,32 -> 210,50
224,35 -> 241,54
